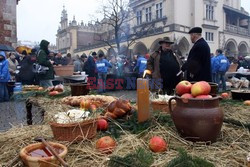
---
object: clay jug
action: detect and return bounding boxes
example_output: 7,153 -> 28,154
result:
168,96 -> 223,143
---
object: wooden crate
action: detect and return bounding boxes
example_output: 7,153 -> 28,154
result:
54,65 -> 74,76
228,64 -> 238,72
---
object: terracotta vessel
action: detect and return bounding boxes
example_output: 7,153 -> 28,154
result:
168,96 -> 224,143
70,83 -> 90,96
20,142 -> 68,167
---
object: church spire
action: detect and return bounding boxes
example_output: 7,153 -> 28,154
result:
60,5 -> 68,30
61,5 -> 68,21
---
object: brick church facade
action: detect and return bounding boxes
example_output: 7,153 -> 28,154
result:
0,0 -> 19,47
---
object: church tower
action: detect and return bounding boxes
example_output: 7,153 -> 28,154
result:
60,5 -> 68,30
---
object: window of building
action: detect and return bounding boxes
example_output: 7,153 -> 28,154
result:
137,10 -> 142,25
205,32 -> 214,41
156,3 -> 163,19
206,5 -> 214,20
146,7 -> 152,22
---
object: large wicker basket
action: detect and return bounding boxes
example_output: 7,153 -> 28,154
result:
49,119 -> 97,142
54,65 -> 74,76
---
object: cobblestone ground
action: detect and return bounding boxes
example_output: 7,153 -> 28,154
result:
106,90 -> 137,102
0,90 -> 137,132
0,101 -> 43,132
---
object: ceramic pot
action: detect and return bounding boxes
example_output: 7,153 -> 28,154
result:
20,142 -> 68,167
168,96 -> 223,143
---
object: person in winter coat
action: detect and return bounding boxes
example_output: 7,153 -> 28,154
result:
146,37 -> 182,95
117,57 -> 124,77
211,53 -> 217,83
214,49 -> 230,91
0,51 -> 11,102
65,53 -> 73,65
73,55 -> 83,72
135,54 -> 147,78
7,52 -> 19,80
96,53 -> 112,93
83,52 -> 97,78
181,27 -> 212,82
54,52 -> 67,66
37,40 -> 54,87
18,53 -> 36,85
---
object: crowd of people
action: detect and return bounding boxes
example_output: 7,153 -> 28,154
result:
1,27 -> 249,102
0,39 -> 148,101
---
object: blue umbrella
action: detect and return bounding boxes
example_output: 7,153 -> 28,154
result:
0,44 -> 15,51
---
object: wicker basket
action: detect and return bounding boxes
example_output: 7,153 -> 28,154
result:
54,65 -> 74,76
151,101 -> 176,113
49,119 -> 97,142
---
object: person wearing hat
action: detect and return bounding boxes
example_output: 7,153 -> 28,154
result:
83,51 -> 97,78
7,52 -> 19,80
37,39 -> 55,87
146,37 -> 182,95
181,27 -> 212,82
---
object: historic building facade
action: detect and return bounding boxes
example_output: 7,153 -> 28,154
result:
56,6 -> 104,55
0,0 -> 20,47
56,0 -> 250,58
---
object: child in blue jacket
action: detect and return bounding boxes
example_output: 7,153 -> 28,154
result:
135,54 -> 147,78
96,53 -> 112,93
214,49 -> 230,91
0,51 -> 11,102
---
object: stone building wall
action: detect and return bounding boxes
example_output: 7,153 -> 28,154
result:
0,0 -> 18,47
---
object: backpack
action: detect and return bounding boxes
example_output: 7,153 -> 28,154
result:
32,50 -> 49,74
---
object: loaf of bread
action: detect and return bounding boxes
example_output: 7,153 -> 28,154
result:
62,95 -> 116,107
105,99 -> 132,119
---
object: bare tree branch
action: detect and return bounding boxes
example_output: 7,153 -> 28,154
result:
93,0 -> 152,56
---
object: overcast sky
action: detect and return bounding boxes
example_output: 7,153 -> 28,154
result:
17,0 -> 250,45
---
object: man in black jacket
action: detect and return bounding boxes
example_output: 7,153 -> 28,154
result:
181,27 -> 212,82
83,52 -> 96,78
17,53 -> 36,85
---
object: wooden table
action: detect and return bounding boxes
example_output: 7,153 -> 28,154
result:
226,72 -> 250,80
54,75 -> 88,84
